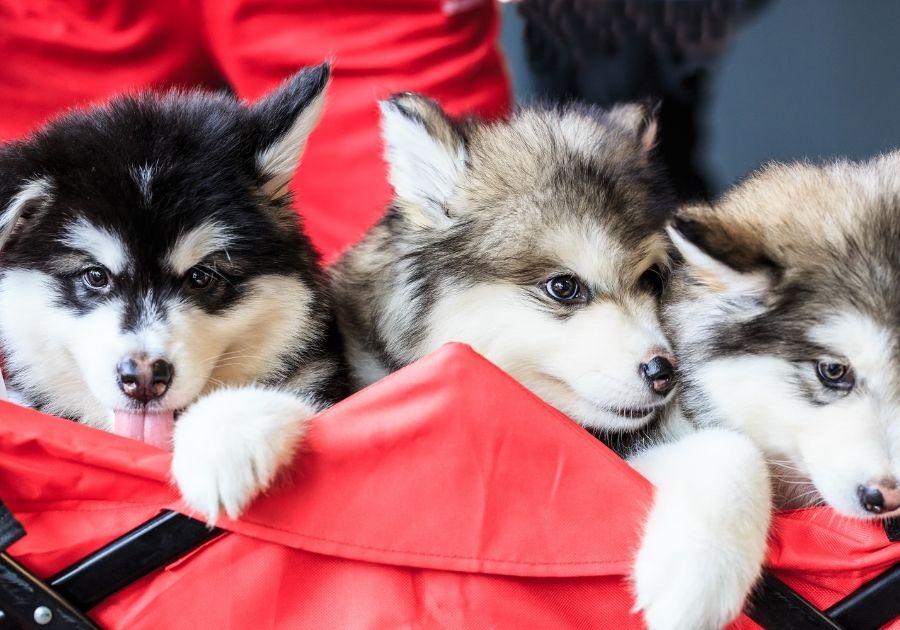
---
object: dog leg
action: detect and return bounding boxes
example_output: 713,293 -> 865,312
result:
629,427 -> 772,630
171,386 -> 318,524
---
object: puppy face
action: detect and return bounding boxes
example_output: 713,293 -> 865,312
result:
668,153 -> 900,518
0,65 -> 330,437
342,96 -> 677,433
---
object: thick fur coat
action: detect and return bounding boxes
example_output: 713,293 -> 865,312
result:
331,96 -> 773,630
0,64 -> 348,522
667,152 -> 900,519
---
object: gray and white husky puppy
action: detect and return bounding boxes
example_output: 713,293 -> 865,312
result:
0,64 -> 348,523
331,94 -> 772,630
668,152 -> 900,521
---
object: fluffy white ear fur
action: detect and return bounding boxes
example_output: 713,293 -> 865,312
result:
256,87 -> 328,199
379,99 -> 466,230
0,178 -> 52,252
667,224 -> 770,297
0,178 -> 53,402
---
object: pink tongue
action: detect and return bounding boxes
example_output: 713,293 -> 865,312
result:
113,410 -> 176,450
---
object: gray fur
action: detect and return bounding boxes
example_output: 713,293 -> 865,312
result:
666,151 -> 900,517
331,94 -> 678,453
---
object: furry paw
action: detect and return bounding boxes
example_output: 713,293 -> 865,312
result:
171,386 -> 317,524
632,516 -> 761,630
629,429 -> 772,630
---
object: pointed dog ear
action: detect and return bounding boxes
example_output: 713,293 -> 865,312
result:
667,207 -> 775,299
607,101 -> 659,156
0,178 -> 53,253
379,93 -> 467,230
253,63 -> 330,199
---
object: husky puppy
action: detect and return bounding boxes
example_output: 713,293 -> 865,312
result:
0,64 -> 347,523
667,152 -> 900,520
331,95 -> 772,630
333,96 -> 678,437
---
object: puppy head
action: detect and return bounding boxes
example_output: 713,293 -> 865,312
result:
668,153 -> 900,518
0,64 -> 330,439
376,95 -> 676,433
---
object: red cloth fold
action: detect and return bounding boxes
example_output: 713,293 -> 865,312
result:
1,344 -> 897,628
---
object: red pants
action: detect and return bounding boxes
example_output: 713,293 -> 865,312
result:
0,0 -> 511,260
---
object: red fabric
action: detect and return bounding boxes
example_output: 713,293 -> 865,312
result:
1,344 -> 897,628
0,0 -> 222,138
203,0 -> 511,263
0,0 -> 511,262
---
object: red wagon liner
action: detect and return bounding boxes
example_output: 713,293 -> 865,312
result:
0,344 -> 897,628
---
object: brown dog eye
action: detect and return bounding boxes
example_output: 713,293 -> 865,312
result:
82,267 -> 110,290
544,274 -> 586,303
816,361 -> 854,391
187,266 -> 213,289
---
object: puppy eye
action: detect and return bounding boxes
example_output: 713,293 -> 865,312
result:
638,264 -> 667,296
186,266 -> 213,289
543,275 -> 587,303
82,266 -> 111,291
816,360 -> 855,391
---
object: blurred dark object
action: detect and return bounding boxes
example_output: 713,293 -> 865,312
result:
518,0 -> 769,201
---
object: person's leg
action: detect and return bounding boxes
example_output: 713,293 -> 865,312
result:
204,0 -> 512,261
0,0 -> 223,141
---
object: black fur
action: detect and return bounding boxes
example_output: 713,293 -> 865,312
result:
0,64 -> 348,411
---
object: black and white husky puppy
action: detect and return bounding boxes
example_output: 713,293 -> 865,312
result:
667,152 -> 900,521
331,95 -> 772,630
0,64 -> 348,523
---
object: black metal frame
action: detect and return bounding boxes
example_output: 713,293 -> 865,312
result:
748,564 -> 900,630
45,511 -> 222,612
745,519 -> 899,630
0,553 -> 101,630
827,564 -> 900,629
0,505 -> 220,630
0,503 -> 895,629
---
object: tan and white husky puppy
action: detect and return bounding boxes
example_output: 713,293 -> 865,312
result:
331,95 -> 772,630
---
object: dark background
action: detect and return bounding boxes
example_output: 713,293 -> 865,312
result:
500,0 -> 900,196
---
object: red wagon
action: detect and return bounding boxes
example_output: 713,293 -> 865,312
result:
0,343 -> 897,629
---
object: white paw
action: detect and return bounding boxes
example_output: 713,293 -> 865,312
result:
632,513 -> 761,630
629,429 -> 772,630
171,386 -> 317,524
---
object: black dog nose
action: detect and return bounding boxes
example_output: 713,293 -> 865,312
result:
116,355 -> 173,403
858,481 -> 900,514
858,485 -> 885,513
640,356 -> 675,395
